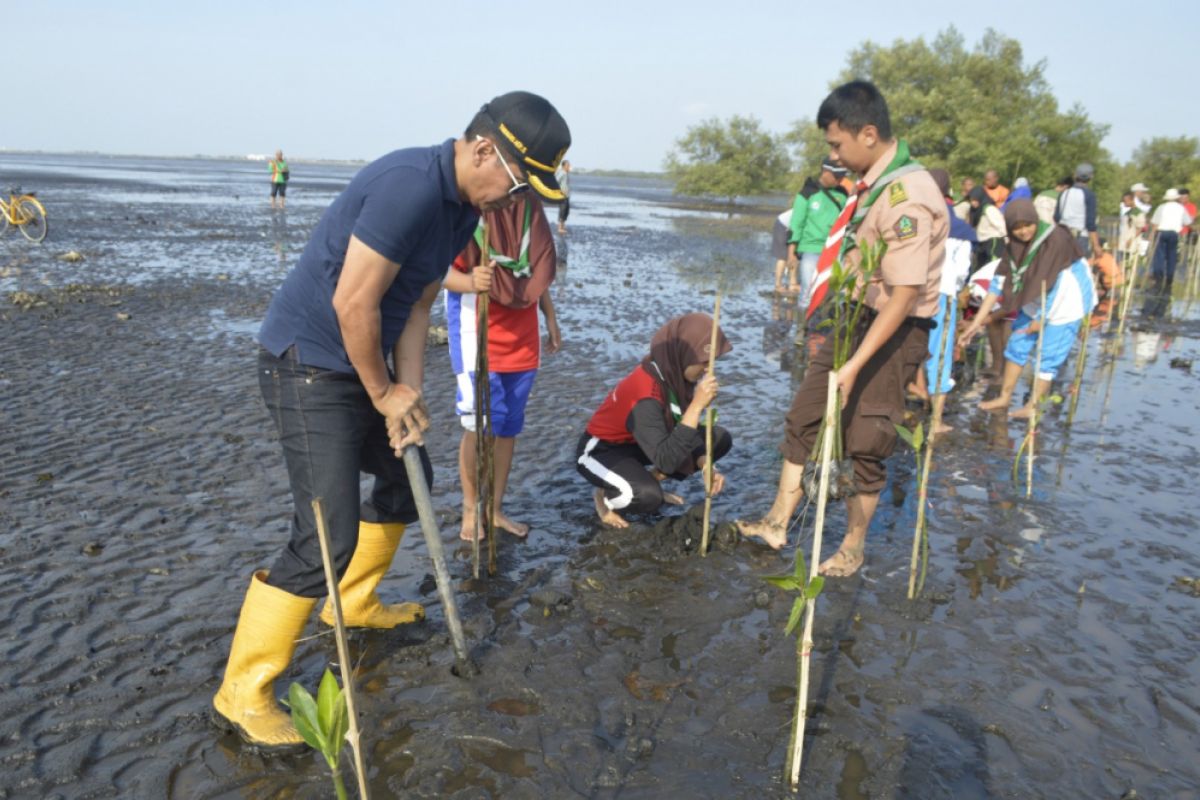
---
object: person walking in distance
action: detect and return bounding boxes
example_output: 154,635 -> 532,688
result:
269,149 -> 289,210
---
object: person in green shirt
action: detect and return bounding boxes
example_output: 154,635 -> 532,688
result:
269,149 -> 289,210
786,157 -> 849,308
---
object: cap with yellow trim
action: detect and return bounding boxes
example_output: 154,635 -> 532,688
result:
478,91 -> 571,202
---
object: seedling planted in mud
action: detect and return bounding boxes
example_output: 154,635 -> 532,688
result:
286,669 -> 351,800
893,422 -> 931,598
1011,392 -> 1064,491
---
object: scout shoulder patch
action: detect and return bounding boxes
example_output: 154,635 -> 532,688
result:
893,214 -> 918,241
888,181 -> 908,207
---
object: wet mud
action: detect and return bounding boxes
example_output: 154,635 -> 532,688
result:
2,154 -> 1199,798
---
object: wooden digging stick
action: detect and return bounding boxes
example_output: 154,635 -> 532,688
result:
699,293 -> 722,557
1026,281 -> 1047,499
312,498 -> 371,800
788,370 -> 838,789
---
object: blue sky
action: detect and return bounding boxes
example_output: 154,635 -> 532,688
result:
7,1 -> 1196,170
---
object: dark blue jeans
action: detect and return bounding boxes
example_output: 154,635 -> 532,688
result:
1152,231 -> 1180,284
257,347 -> 432,597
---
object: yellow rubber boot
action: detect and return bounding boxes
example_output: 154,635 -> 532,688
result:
319,520 -> 425,629
212,570 -> 316,750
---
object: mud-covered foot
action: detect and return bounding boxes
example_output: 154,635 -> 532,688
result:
662,492 -> 684,506
493,510 -> 530,538
459,509 -> 485,542
932,421 -> 954,436
1010,405 -> 1035,420
736,517 -> 787,550
978,395 -> 1010,412
594,489 -> 629,529
818,547 -> 864,577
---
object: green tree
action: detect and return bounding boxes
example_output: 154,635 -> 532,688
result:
664,115 -> 791,203
1128,136 -> 1200,198
787,28 -> 1113,202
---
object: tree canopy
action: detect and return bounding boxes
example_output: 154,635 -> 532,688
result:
1126,136 -> 1200,199
789,28 -> 1113,202
664,115 -> 790,203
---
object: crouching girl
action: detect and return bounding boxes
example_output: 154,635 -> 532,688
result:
959,199 -> 1096,418
576,313 -> 732,528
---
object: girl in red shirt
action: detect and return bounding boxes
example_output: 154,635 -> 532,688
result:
576,313 -> 732,528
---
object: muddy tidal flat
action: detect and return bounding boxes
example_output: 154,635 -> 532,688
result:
1,153 -> 1198,799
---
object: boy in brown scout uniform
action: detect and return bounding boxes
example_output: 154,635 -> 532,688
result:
738,81 -> 947,577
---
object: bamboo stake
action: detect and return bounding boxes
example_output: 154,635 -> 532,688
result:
311,498 -> 371,800
700,292 -> 722,557
1026,282 -> 1047,499
1117,232 -> 1148,337
1065,313 -> 1092,428
907,296 -> 954,599
788,370 -> 838,789
472,220 -> 495,579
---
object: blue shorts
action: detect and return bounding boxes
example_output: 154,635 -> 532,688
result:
455,369 -> 537,437
924,293 -> 956,394
1003,313 -> 1080,381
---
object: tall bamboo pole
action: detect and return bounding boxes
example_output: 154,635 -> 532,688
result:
473,220 -> 495,579
700,293 -> 722,557
312,498 -> 372,800
1065,314 -> 1092,428
907,296 -> 954,599
787,371 -> 838,789
1026,282 -> 1047,499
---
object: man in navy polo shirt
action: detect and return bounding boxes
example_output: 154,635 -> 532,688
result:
213,91 -> 571,751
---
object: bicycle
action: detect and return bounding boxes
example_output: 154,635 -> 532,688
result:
1,186 -> 48,243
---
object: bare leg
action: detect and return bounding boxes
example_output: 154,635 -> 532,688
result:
908,366 -> 929,401
818,491 -> 879,577
979,360 -> 1023,412
736,459 -> 804,549
786,260 -> 800,292
930,393 -> 953,435
593,489 -> 629,528
774,260 -> 786,292
983,319 -> 1007,379
1011,376 -> 1052,420
490,436 -> 529,537
458,431 -> 480,541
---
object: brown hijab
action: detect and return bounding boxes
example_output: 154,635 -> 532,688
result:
458,195 -> 557,309
995,199 -> 1082,314
640,313 -> 732,430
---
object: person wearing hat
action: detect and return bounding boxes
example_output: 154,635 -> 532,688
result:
212,91 -> 570,751
1055,162 -> 1099,257
1149,188 -> 1194,290
786,157 -> 850,307
1130,182 -> 1152,214
1117,190 -> 1147,264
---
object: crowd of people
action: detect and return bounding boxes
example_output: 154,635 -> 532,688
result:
211,81 -> 1192,756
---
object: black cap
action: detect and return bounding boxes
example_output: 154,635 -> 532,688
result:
478,91 -> 571,201
821,157 -> 848,177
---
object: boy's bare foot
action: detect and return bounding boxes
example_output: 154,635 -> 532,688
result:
932,422 -> 954,436
1010,405 -> 1035,420
736,517 -> 787,550
493,510 -> 530,538
978,395 -> 1010,412
459,508 -> 485,542
818,547 -> 864,577
663,492 -> 684,505
594,489 -> 629,529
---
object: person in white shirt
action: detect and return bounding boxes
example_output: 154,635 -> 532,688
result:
1131,182 -> 1152,214
1149,188 -> 1194,289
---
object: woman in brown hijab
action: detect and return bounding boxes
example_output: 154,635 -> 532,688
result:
958,199 -> 1096,417
576,313 -> 732,528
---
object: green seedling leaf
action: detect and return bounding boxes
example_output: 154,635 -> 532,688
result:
288,681 -> 325,752
329,688 -> 349,764
893,424 -> 915,448
816,318 -> 835,330
912,423 -> 925,451
763,574 -> 802,592
804,575 -> 825,601
793,550 -> 810,582
784,597 -> 805,636
1048,394 -> 1064,404
317,669 -> 340,745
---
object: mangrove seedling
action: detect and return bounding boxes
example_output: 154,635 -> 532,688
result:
893,422 -> 931,597
287,669 -> 351,800
1011,392 -> 1064,492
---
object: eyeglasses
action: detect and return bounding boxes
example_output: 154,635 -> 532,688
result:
477,136 -> 529,196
